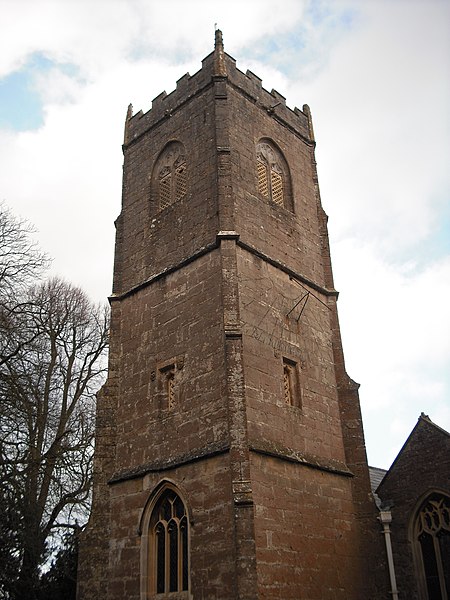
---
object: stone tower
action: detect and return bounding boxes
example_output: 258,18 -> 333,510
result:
78,32 -> 386,600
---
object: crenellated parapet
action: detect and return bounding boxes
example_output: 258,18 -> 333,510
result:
123,31 -> 312,148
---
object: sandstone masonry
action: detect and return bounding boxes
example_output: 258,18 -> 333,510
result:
77,31 -> 387,600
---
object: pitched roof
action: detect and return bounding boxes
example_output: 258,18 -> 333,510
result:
375,413 -> 450,498
369,466 -> 388,509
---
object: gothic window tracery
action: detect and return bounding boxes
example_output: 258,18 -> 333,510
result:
414,493 -> 450,600
153,142 -> 187,211
141,485 -> 190,598
256,140 -> 292,210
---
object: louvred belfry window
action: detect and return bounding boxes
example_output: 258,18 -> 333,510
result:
256,140 -> 291,210
257,159 -> 269,198
159,167 -> 172,211
174,158 -> 187,201
271,166 -> 284,206
153,142 -> 187,211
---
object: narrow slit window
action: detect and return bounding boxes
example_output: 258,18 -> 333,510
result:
282,358 -> 301,408
167,371 -> 175,411
283,364 -> 292,405
158,360 -> 183,414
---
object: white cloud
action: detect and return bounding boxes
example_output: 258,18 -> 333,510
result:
0,0 -> 138,77
293,0 -> 450,252
333,237 -> 450,466
0,0 -> 308,78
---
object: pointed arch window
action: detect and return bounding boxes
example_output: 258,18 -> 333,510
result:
153,142 -> 187,212
414,493 -> 450,600
256,140 -> 292,211
141,485 -> 190,598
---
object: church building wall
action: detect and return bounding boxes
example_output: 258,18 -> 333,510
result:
250,454 -> 364,599
106,454 -> 237,600
377,416 -> 450,600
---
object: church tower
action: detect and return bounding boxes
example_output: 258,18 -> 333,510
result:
78,32 -> 386,599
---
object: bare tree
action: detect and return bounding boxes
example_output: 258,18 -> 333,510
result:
0,277 -> 108,600
0,202 -> 49,368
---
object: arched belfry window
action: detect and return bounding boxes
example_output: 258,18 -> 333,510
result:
153,142 -> 187,211
413,493 -> 450,600
140,483 -> 190,598
256,140 -> 293,211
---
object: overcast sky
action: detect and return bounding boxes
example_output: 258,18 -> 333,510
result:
1,0 -> 449,469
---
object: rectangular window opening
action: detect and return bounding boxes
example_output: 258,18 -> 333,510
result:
283,358 -> 301,408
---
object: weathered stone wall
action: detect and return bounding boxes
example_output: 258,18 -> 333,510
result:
114,84 -> 220,296
106,453 -> 236,600
250,453 -> 364,599
238,250 -> 345,463
228,86 -> 323,286
113,250 -> 227,473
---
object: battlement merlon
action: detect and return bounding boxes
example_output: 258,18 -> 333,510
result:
123,31 -> 313,148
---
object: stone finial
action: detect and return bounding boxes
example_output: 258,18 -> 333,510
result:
303,104 -> 315,142
214,28 -> 227,77
124,103 -> 133,145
